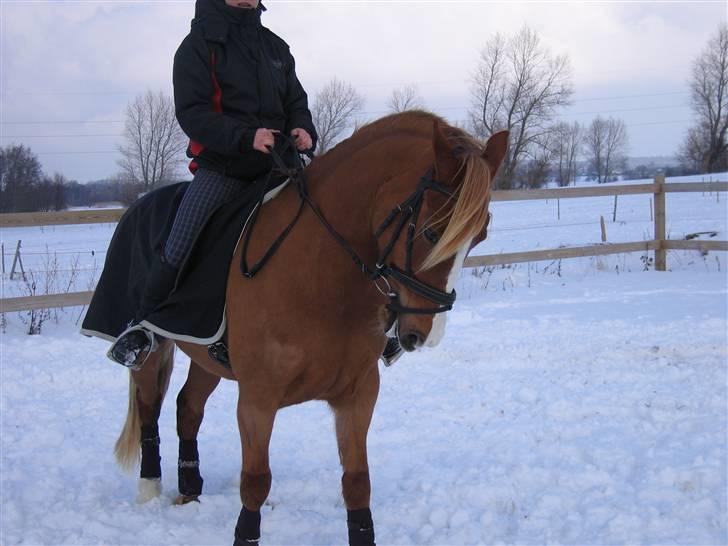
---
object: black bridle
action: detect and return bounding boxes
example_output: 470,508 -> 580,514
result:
368,169 -> 457,315
240,137 -> 457,316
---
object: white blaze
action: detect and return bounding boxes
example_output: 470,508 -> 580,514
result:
424,239 -> 471,347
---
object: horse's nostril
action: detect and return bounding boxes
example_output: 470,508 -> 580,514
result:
399,333 -> 422,352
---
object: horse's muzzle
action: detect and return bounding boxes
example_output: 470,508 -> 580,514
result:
399,331 -> 424,352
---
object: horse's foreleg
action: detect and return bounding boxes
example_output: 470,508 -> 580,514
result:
129,341 -> 175,502
233,393 -> 277,546
330,365 -> 380,546
175,360 -> 221,503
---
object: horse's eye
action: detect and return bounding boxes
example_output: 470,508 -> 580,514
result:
423,227 -> 440,244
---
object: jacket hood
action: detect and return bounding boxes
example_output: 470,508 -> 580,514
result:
193,0 -> 265,26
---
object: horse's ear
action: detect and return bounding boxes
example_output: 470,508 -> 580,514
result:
432,120 -> 459,182
482,130 -> 509,177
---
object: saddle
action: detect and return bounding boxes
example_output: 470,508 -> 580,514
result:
81,160 -> 296,358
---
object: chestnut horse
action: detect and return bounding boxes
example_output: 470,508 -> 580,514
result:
113,111 -> 507,546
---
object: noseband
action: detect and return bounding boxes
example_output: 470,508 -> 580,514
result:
241,139 -> 457,316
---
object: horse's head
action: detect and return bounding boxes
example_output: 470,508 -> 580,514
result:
371,120 -> 508,353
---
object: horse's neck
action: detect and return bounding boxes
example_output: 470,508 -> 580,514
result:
308,135 -> 430,229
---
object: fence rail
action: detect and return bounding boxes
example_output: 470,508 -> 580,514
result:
464,239 -> 728,268
489,181 -> 726,202
0,209 -> 124,228
0,291 -> 95,313
2,178 -> 726,313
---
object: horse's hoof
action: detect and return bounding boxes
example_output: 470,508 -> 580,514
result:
174,494 -> 200,505
137,478 -> 162,503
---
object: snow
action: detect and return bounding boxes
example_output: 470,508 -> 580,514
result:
1,174 -> 727,545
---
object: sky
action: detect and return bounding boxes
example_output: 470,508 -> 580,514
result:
1,0 -> 725,183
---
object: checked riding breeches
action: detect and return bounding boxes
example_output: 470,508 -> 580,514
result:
163,168 -> 251,268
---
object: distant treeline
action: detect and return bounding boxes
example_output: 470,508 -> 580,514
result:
0,143 -> 710,214
621,163 -> 702,181
64,179 -> 146,208
492,158 -> 701,188
0,144 -> 175,213
1,144 -> 69,213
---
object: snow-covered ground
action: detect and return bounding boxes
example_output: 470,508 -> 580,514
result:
1,174 -> 726,545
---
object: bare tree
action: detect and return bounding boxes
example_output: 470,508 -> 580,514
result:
469,25 -> 573,189
584,117 -> 629,183
679,25 -> 728,173
36,173 -> 68,211
388,84 -> 424,112
0,144 -> 43,212
52,173 -> 68,211
552,121 -> 582,186
110,172 -> 145,206
311,78 -> 365,154
118,90 -> 187,191
519,131 -> 554,189
678,125 -> 708,172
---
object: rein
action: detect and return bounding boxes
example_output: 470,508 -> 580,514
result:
240,137 -> 457,316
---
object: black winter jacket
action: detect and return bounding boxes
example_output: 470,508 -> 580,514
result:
173,0 -> 317,180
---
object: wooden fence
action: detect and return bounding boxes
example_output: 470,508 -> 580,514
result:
1,177 -> 726,313
464,177 -> 728,270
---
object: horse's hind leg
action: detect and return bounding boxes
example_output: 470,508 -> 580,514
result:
329,366 -> 380,546
175,360 -> 221,504
115,340 -> 175,503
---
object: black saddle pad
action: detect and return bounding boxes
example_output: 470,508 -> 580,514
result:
81,174 -> 287,344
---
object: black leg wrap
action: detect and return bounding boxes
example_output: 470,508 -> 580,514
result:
178,439 -> 203,496
347,508 -> 376,546
233,507 -> 261,546
140,425 -> 161,479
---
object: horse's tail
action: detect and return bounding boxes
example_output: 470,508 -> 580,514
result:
114,342 -> 175,472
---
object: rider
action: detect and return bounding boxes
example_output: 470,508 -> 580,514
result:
108,0 -> 316,368
108,0 -> 402,369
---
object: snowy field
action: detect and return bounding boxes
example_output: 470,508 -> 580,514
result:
1,174 -> 727,545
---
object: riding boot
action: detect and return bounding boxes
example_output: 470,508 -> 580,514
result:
135,254 -> 179,322
380,337 -> 404,367
107,255 -> 178,370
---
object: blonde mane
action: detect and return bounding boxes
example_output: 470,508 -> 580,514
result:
420,151 -> 492,271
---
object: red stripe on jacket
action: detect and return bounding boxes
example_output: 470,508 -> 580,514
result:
188,50 -> 223,174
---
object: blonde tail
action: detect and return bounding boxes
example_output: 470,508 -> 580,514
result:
114,371 -> 141,472
114,342 -> 174,472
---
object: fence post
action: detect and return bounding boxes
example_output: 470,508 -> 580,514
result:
654,175 -> 666,271
10,240 -> 24,280
600,215 -> 607,242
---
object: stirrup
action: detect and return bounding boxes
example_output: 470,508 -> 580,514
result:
208,341 -> 230,369
380,337 -> 404,367
107,325 -> 158,371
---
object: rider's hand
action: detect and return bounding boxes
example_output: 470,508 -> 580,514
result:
253,128 -> 279,154
290,128 -> 313,151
